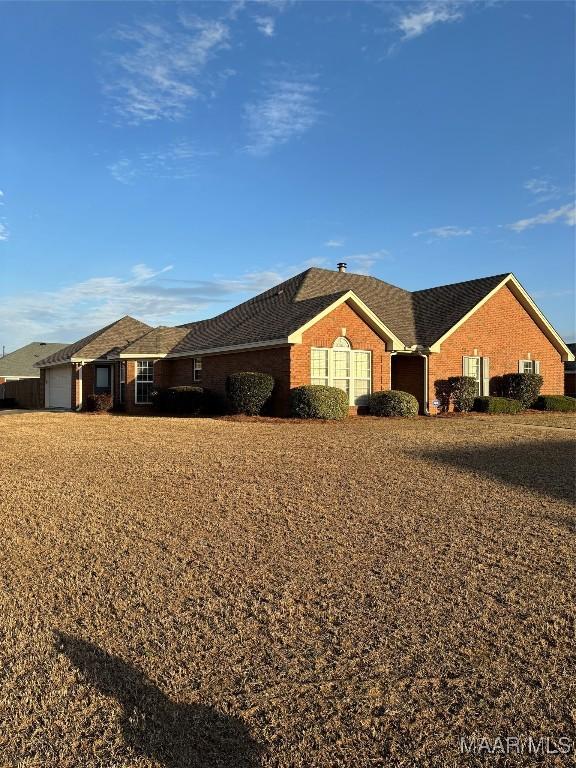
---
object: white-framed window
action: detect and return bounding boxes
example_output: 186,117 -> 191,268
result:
311,348 -> 329,386
519,359 -> 540,374
311,337 -> 372,405
193,357 -> 202,382
135,360 -> 154,404
463,355 -> 490,396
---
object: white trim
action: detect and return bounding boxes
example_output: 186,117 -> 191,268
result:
168,338 -> 290,359
429,274 -> 575,361
116,353 -> 168,359
77,364 -> 83,411
287,291 -> 404,350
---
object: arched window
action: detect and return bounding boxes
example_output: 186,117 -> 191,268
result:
333,336 -> 351,349
311,338 -> 371,406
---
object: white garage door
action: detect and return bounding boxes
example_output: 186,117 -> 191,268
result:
46,365 -> 72,409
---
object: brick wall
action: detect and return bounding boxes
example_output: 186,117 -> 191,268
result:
202,347 -> 291,414
427,284 -> 565,412
290,302 -> 391,413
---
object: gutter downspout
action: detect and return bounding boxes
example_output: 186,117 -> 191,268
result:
418,351 -> 430,416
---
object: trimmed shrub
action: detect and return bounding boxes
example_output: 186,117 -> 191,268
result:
473,396 -> 523,414
290,385 -> 349,420
152,386 -> 204,415
534,395 -> 576,412
226,372 -> 275,416
501,372 -> 543,409
84,393 -> 112,412
369,389 -> 419,417
0,398 -> 17,409
447,376 -> 477,412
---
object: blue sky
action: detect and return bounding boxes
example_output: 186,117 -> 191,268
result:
1,0 -> 574,351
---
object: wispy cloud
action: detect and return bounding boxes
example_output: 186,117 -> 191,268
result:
413,225 -> 473,242
324,238 -> 345,248
108,140 -> 212,184
102,15 -> 230,124
0,263 -> 303,350
507,204 -> 576,233
254,15 -> 276,36
0,222 -> 9,242
244,77 -> 321,155
396,1 -> 465,41
523,176 -> 564,205
347,249 -> 393,274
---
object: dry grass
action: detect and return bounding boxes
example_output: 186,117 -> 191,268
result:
0,411 -> 574,767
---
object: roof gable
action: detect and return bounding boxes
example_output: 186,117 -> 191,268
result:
37,316 -> 152,367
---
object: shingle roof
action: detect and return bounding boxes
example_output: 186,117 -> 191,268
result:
411,273 -> 510,346
170,268 -> 510,354
34,269 -> 516,365
120,326 -> 190,355
0,342 -> 68,378
36,316 -> 152,366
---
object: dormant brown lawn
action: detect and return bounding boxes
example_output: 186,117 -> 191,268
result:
0,412 -> 574,767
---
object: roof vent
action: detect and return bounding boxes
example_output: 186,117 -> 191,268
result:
337,262 -> 347,273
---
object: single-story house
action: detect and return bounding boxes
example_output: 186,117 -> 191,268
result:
0,342 -> 68,407
564,343 -> 576,397
35,265 -> 574,415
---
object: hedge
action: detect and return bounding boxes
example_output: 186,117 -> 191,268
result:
0,398 -> 17,410
534,395 -> 576,412
473,396 -> 523,414
226,372 -> 275,416
447,376 -> 477,412
152,386 -> 204,415
369,389 -> 419,417
289,385 -> 349,420
84,393 -> 113,412
500,372 -> 543,409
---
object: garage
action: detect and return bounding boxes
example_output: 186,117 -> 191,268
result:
45,365 -> 72,409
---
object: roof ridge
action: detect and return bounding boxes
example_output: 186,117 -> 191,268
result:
412,272 -> 511,295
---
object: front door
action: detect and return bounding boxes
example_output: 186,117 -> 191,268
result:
94,365 -> 112,395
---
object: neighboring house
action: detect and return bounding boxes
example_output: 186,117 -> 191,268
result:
35,266 -> 574,415
564,343 -> 576,397
0,342 -> 68,408
0,342 -> 68,383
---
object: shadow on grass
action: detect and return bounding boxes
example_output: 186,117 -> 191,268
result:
416,439 -> 576,504
56,632 -> 260,768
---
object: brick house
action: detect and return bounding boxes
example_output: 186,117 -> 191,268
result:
35,266 -> 574,415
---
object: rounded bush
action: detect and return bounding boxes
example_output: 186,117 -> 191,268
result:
501,373 -> 543,409
152,386 -> 204,415
226,372 -> 275,416
84,393 -> 112,412
473,396 -> 523,414
534,395 -> 576,412
447,376 -> 477,412
289,385 -> 349,420
369,389 -> 419,417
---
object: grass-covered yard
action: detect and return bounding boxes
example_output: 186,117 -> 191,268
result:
1,411 -> 574,767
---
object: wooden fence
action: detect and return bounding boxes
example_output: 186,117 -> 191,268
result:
0,378 -> 42,409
